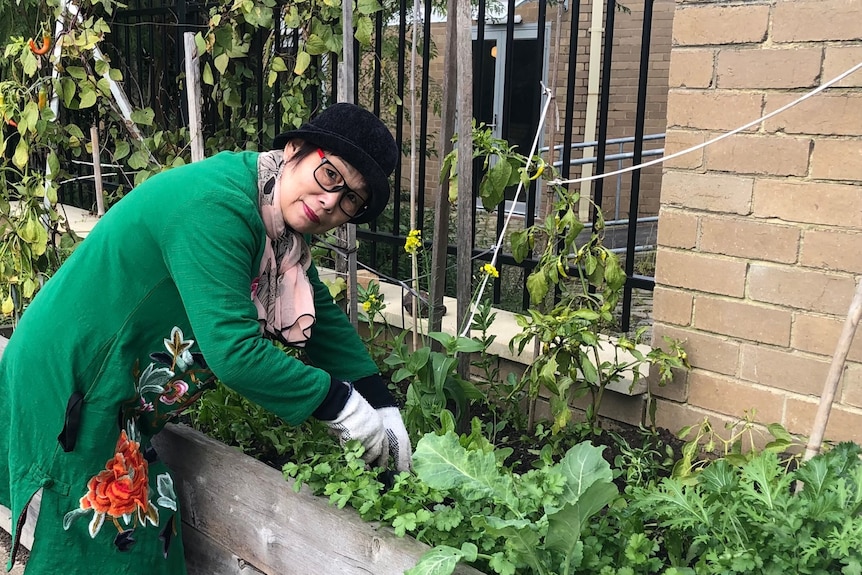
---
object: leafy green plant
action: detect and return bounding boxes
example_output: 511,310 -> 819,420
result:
408,428 -> 619,575
384,330 -> 486,436
672,412 -> 802,480
186,381 -> 297,463
630,442 -> 862,574
506,180 -> 689,432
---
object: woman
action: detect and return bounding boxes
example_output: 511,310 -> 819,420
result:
0,103 -> 410,574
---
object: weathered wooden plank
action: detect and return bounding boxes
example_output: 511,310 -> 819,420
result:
153,424 -> 484,575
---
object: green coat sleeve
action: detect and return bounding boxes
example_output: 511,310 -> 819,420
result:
303,263 -> 380,382
157,166 -> 330,425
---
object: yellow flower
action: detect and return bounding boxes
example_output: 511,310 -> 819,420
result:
362,300 -> 372,313
404,229 -> 422,255
481,263 -> 499,278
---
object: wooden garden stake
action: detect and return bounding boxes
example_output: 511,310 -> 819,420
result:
183,32 -> 204,163
89,125 -> 105,216
803,276 -> 862,461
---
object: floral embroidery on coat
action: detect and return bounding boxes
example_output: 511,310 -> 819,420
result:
64,326 -> 213,555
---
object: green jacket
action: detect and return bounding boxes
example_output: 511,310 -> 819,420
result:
0,151 -> 378,574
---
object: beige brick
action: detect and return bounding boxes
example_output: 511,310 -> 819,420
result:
773,0 -> 862,43
661,171 -> 753,214
571,392 -> 646,427
652,323 -> 740,376
824,47 -> 862,88
716,48 -> 822,89
668,49 -> 714,89
667,90 -> 763,131
800,229 -> 862,274
652,398 -> 737,440
688,369 -> 785,423
740,344 -> 832,396
656,250 -> 747,296
793,313 -> 862,363
785,398 -> 862,445
656,208 -> 698,249
700,216 -> 799,263
649,364 -> 689,402
811,139 -> 862,182
753,180 -> 862,227
652,286 -> 694,327
748,264 -> 858,316
705,134 -> 811,176
842,363 -> 862,409
672,5 -> 769,46
694,296 -> 792,346
663,130 -> 705,170
764,94 -> 862,137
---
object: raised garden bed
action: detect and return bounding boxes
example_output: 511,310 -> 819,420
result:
0,421 -> 482,575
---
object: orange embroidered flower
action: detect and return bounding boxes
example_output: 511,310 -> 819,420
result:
79,430 -> 149,518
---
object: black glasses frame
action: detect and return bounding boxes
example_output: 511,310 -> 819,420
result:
313,149 -> 368,218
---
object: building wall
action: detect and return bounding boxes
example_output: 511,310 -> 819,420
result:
652,0 -> 862,445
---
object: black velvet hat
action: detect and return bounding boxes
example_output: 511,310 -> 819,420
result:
273,103 -> 398,224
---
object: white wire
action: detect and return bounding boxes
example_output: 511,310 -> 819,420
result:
548,60 -> 862,188
459,83 -> 555,337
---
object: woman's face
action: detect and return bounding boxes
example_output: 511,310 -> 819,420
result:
278,143 -> 369,234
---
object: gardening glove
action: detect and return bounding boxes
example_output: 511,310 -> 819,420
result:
354,374 -> 413,473
313,378 -> 389,467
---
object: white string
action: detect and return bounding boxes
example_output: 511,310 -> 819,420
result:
459,83 -> 555,337
548,60 -> 862,188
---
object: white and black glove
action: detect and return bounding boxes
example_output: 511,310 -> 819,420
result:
354,375 -> 412,473
313,379 -> 388,467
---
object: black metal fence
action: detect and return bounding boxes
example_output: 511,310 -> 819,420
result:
65,0 -> 668,332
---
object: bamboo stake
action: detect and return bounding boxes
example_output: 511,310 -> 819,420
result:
89,125 -> 105,216
455,0 -> 474,379
803,276 -> 862,461
338,0 -> 358,327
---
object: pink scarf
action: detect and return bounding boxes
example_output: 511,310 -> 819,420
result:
252,151 -> 315,346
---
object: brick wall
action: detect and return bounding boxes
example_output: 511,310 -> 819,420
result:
653,0 -> 862,444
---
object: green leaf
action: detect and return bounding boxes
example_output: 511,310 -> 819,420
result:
95,59 -> 109,76
510,229 -> 529,263
12,137 -> 28,169
202,62 -> 214,85
357,0 -> 382,14
128,150 -> 149,170
305,34 -> 328,56
114,140 -> 130,161
130,108 -> 155,126
214,52 -> 230,74
405,545 -> 463,575
355,15 -> 373,46
66,66 -> 87,79
413,431 -> 516,509
78,85 -> 97,109
479,159 -> 511,210
546,481 -> 617,554
526,270 -> 548,305
294,51 -> 311,75
270,56 -> 287,72
555,442 -> 615,507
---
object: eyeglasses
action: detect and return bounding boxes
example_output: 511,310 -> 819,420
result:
313,149 -> 368,218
